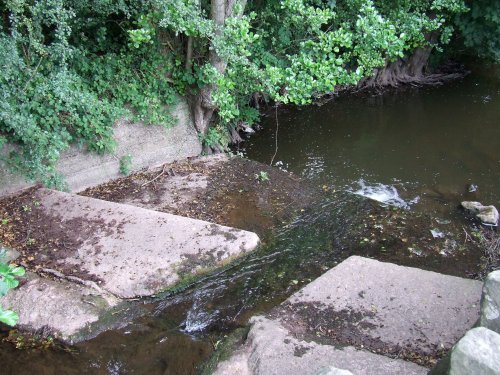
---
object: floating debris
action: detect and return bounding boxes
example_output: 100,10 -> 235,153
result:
408,247 -> 423,257
467,184 -> 479,193
435,218 -> 451,225
431,229 -> 445,238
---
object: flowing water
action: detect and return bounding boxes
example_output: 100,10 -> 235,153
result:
1,64 -> 499,374
244,64 -> 499,210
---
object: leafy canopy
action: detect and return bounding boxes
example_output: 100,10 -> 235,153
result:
0,0 -> 473,183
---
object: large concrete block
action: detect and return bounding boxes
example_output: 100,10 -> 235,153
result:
215,257 -> 483,375
19,188 -> 259,298
279,256 -> 482,357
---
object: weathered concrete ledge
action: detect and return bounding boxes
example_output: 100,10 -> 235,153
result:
215,316 -> 427,375
214,256 -> 482,374
0,187 -> 259,342
1,272 -> 124,344
0,98 -> 202,196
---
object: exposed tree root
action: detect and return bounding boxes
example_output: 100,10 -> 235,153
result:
358,44 -> 467,89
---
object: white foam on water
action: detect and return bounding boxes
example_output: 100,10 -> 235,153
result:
183,309 -> 212,333
350,179 -> 418,209
182,291 -> 219,333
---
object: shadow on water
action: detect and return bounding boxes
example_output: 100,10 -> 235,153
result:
1,66 -> 498,374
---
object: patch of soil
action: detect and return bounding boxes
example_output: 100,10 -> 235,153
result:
81,156 -> 321,238
0,187 -> 102,282
271,301 -> 447,368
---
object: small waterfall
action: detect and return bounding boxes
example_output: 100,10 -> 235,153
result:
350,179 -> 419,209
182,290 -> 220,333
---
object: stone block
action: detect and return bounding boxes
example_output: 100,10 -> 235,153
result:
481,271 -> 500,333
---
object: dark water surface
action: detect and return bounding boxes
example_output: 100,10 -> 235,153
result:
1,66 -> 498,374
243,65 -> 499,209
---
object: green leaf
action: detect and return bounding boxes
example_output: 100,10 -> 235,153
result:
0,263 -> 9,273
0,308 -> 19,326
10,267 -> 25,277
0,281 -> 10,297
3,277 -> 19,289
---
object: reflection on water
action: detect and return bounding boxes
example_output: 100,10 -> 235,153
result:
1,66 -> 498,374
244,68 -> 499,209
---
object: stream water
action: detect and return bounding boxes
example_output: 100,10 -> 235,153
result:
1,64 -> 499,374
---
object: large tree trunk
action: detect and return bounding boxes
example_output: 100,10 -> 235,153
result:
190,0 -> 247,152
360,45 -> 434,87
359,33 -> 463,88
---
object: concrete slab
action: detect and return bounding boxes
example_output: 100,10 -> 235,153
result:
21,188 -> 260,298
278,256 -> 482,359
0,272 -> 120,343
214,317 -> 427,375
80,155 -> 319,237
214,256 -> 483,374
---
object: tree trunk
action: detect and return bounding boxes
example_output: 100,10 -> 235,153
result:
190,0 -> 247,152
358,33 -> 463,88
185,36 -> 193,71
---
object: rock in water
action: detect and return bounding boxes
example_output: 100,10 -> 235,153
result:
481,271 -> 500,334
477,207 -> 500,226
461,201 -> 499,226
447,327 -> 500,375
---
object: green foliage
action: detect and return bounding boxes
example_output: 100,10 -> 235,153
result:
455,0 -> 500,62
255,171 -> 270,182
0,250 -> 25,326
153,0 -> 467,131
0,0 -> 473,183
0,1 -> 179,185
200,124 -> 230,151
119,155 -> 133,176
72,51 -> 178,126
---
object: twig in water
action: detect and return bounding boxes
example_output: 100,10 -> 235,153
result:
462,226 -> 474,244
270,105 -> 279,166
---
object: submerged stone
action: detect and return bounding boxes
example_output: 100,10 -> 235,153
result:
461,201 -> 499,226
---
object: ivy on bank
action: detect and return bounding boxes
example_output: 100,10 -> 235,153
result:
0,1 -> 180,187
